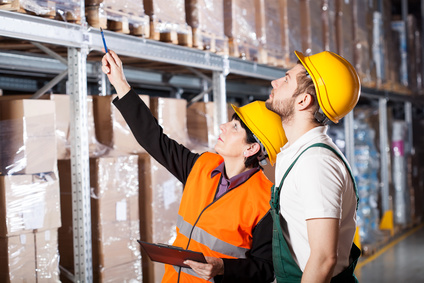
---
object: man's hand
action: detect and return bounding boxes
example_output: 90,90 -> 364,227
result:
184,256 -> 224,281
101,49 -> 131,98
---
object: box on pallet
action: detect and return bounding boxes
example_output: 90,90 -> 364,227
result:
144,0 -> 191,45
224,0 -> 260,61
185,0 -> 228,54
85,0 -> 149,36
0,0 -> 81,22
58,154 -> 141,282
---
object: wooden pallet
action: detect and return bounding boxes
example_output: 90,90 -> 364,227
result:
85,5 -> 150,37
149,18 -> 192,47
192,28 -> 228,56
1,0 -> 81,23
0,0 -> 56,18
228,38 -> 260,62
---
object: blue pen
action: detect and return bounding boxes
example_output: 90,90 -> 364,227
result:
100,27 -> 108,53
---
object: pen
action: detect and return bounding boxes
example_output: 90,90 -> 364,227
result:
100,27 -> 108,53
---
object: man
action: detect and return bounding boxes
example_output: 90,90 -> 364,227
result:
266,51 -> 361,283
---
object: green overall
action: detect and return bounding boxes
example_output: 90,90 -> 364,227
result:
270,143 -> 361,283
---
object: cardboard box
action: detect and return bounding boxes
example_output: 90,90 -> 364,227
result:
96,260 -> 142,282
137,153 -> 183,283
58,154 -> 141,279
92,94 -> 150,154
187,101 -> 217,149
0,173 -> 61,237
35,229 -> 60,283
150,97 -> 190,145
0,99 -> 57,174
0,233 -> 37,282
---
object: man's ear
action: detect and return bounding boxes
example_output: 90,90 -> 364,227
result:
297,93 -> 314,111
244,143 -> 261,157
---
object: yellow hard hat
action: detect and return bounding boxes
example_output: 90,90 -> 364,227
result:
295,50 -> 361,123
232,101 -> 287,166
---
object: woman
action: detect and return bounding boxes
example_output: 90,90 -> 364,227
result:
102,50 -> 287,282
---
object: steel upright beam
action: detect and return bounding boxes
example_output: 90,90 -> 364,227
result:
67,46 -> 93,283
379,98 -> 390,214
213,70 -> 228,139
404,101 -> 413,154
344,111 -> 355,165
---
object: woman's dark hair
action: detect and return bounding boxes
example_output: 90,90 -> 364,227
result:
232,113 -> 262,168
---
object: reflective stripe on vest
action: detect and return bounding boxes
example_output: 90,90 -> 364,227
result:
177,215 -> 249,258
172,265 -> 216,282
162,152 -> 272,282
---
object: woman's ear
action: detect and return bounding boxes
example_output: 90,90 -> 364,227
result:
244,143 -> 261,158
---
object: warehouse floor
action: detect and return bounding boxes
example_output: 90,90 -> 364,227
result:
355,224 -> 424,282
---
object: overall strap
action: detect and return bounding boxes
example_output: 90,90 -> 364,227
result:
271,143 -> 359,212
270,143 -> 360,283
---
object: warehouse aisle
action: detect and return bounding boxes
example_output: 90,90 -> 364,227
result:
355,224 -> 424,283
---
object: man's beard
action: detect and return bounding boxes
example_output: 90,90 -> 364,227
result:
266,96 -> 295,122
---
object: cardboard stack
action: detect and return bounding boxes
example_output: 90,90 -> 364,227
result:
0,173 -> 61,282
58,154 -> 142,282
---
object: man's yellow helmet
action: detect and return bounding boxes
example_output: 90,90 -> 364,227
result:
295,51 -> 361,124
232,101 -> 287,166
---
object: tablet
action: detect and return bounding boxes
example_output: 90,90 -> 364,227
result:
137,240 -> 207,268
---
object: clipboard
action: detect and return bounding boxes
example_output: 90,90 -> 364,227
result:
137,240 -> 207,268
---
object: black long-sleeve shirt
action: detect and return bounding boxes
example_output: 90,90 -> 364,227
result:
113,89 -> 274,282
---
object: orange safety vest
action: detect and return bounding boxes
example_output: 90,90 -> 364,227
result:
162,152 -> 272,282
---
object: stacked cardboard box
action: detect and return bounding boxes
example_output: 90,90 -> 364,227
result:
58,155 -> 142,282
92,94 -> 150,154
0,173 -> 61,282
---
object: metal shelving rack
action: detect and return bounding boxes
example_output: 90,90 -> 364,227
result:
1,3 -> 424,281
0,9 -> 286,282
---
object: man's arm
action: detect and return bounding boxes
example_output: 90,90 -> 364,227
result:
302,218 -> 339,283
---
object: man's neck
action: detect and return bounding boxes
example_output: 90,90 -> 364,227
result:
283,115 -> 319,145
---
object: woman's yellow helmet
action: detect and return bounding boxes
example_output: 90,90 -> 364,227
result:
232,101 -> 287,166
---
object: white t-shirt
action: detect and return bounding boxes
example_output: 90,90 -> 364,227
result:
275,126 -> 357,276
